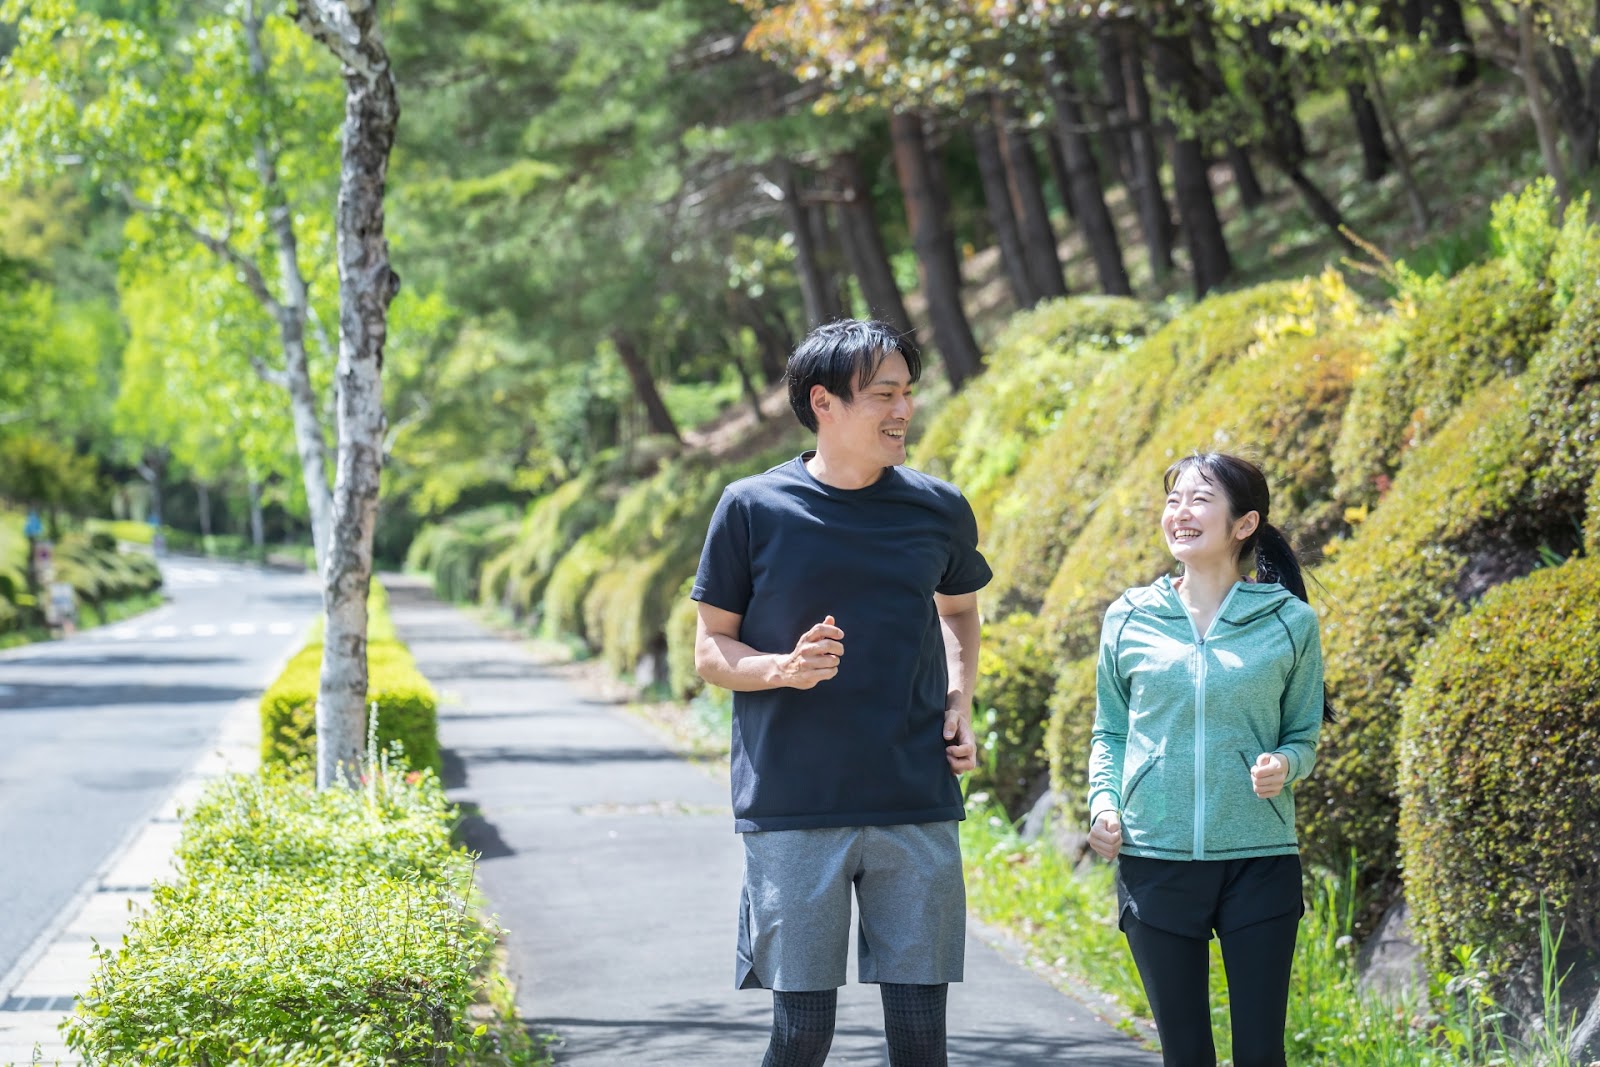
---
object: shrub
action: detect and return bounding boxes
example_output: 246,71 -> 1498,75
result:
482,471 -> 616,621
541,531 -> 609,647
1398,556 -> 1600,984
1301,280 -> 1600,902
1586,458 -> 1600,556
261,583 -> 441,778
665,582 -> 702,702
970,612 -> 1059,818
913,295 -> 1156,534
65,767 -> 508,1066
260,642 -> 441,779
408,506 -> 519,604
1042,653 -> 1097,824
1330,260 -> 1556,509
981,280 -> 1305,614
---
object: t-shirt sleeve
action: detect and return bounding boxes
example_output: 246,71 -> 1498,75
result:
691,487 -> 753,615
937,490 -> 992,596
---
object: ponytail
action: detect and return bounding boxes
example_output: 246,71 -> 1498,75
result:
1255,523 -> 1307,602
1255,522 -> 1335,724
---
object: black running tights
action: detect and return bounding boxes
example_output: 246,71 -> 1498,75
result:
1123,911 -> 1300,1067
762,983 -> 948,1067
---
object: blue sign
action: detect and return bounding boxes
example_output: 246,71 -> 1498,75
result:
23,511 -> 42,539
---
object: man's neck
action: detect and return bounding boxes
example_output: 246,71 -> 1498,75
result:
806,444 -> 886,490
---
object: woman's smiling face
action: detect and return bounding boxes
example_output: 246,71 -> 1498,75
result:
1163,466 -> 1256,567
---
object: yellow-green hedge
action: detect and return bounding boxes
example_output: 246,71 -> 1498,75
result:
1300,276 -> 1600,896
979,280 -> 1305,614
913,295 -> 1157,537
1330,260 -> 1556,508
260,582 -> 440,776
1398,555 -> 1600,979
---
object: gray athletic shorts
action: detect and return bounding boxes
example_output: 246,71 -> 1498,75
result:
735,821 -> 966,991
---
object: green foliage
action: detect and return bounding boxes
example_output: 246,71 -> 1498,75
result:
52,534 -> 163,609
1301,280 -> 1600,898
1399,556 -> 1600,984
1489,177 -> 1565,289
63,764 -> 531,1066
407,505 -> 519,604
1042,653 -> 1098,824
0,434 -> 101,518
551,445 -> 798,675
912,295 -> 1157,536
969,612 -> 1058,818
981,281 -> 1304,614
261,583 -> 441,778
1586,458 -> 1600,557
479,472 -> 617,621
1331,263 -> 1556,509
665,582 -> 703,702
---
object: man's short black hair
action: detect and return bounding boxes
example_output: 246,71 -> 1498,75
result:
785,319 -> 922,432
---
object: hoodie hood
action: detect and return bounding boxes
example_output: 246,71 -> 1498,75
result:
1128,574 -> 1302,626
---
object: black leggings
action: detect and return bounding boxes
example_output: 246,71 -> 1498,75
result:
1124,911 -> 1299,1067
762,984 -> 948,1067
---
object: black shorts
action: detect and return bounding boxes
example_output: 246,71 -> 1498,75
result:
1116,853 -> 1304,941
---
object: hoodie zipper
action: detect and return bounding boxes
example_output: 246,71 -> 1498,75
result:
1181,581 -> 1240,860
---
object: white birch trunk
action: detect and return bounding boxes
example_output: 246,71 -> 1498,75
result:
296,0 -> 401,789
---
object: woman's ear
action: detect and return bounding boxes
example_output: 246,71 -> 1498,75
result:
1234,510 -> 1260,541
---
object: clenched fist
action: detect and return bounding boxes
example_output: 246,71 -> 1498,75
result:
775,615 -> 844,690
1089,810 -> 1123,861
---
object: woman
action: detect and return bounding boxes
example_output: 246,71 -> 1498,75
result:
1086,452 -> 1329,1067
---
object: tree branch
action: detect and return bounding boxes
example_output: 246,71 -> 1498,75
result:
251,355 -> 292,390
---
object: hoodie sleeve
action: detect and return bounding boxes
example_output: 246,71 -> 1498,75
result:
1274,603 -> 1324,783
1087,600 -> 1133,821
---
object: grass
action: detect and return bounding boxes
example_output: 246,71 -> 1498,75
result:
959,798 -> 1585,1066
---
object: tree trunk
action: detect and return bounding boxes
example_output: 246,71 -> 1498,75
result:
730,344 -> 765,423
295,0 -> 401,790
741,298 -> 792,384
1225,145 -> 1265,210
834,150 -> 913,335
805,200 -> 850,320
993,94 -> 1069,300
1151,24 -> 1233,296
1117,23 -> 1176,281
1360,45 -> 1431,232
778,163 -> 838,327
1041,132 -> 1078,222
1346,80 -> 1393,181
247,477 -> 265,555
1545,36 -> 1600,176
972,111 -> 1037,308
611,330 -> 681,441
889,111 -> 982,387
1520,3 -> 1571,203
1431,0 -> 1479,85
1189,10 -> 1265,210
242,0 -> 333,576
197,482 -> 213,540
1247,23 -> 1308,165
1094,29 -> 1137,190
1043,49 -> 1133,296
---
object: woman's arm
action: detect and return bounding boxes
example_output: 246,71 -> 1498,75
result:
1274,610 -> 1325,782
1087,606 -> 1132,821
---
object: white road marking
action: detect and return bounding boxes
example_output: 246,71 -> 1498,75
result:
151,625 -> 180,638
228,623 -> 256,636
192,624 -> 218,637
267,622 -> 296,635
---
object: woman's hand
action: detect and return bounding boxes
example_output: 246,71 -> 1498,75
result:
1250,752 -> 1289,799
1088,810 -> 1123,860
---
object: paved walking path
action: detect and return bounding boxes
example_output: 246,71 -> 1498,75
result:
388,579 -> 1158,1066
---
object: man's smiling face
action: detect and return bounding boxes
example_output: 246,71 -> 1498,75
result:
823,350 -> 915,468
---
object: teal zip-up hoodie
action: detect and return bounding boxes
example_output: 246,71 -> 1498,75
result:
1087,575 -> 1324,861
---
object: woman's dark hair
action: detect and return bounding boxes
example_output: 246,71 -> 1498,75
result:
1164,451 -> 1335,723
786,319 -> 922,432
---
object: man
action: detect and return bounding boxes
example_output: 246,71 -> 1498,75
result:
692,318 -> 990,1067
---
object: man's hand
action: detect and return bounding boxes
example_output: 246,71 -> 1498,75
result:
1088,811 -> 1123,860
773,615 -> 844,690
1250,752 -> 1289,799
944,710 -> 977,774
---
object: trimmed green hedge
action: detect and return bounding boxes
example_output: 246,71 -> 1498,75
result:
480,472 -> 616,621
1398,556 -> 1600,980
979,281 -> 1304,614
970,612 -> 1058,817
1330,260 -> 1556,509
65,765 -> 533,1066
913,295 -> 1157,537
1300,277 -> 1600,897
665,582 -> 702,702
260,583 -> 442,778
406,505 -> 519,604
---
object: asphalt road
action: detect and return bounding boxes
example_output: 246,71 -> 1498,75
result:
0,557 -> 318,985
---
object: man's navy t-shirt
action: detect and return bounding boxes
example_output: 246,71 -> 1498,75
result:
692,454 -> 992,833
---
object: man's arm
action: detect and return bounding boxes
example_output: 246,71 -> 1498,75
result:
935,590 -> 981,773
694,602 -> 844,692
